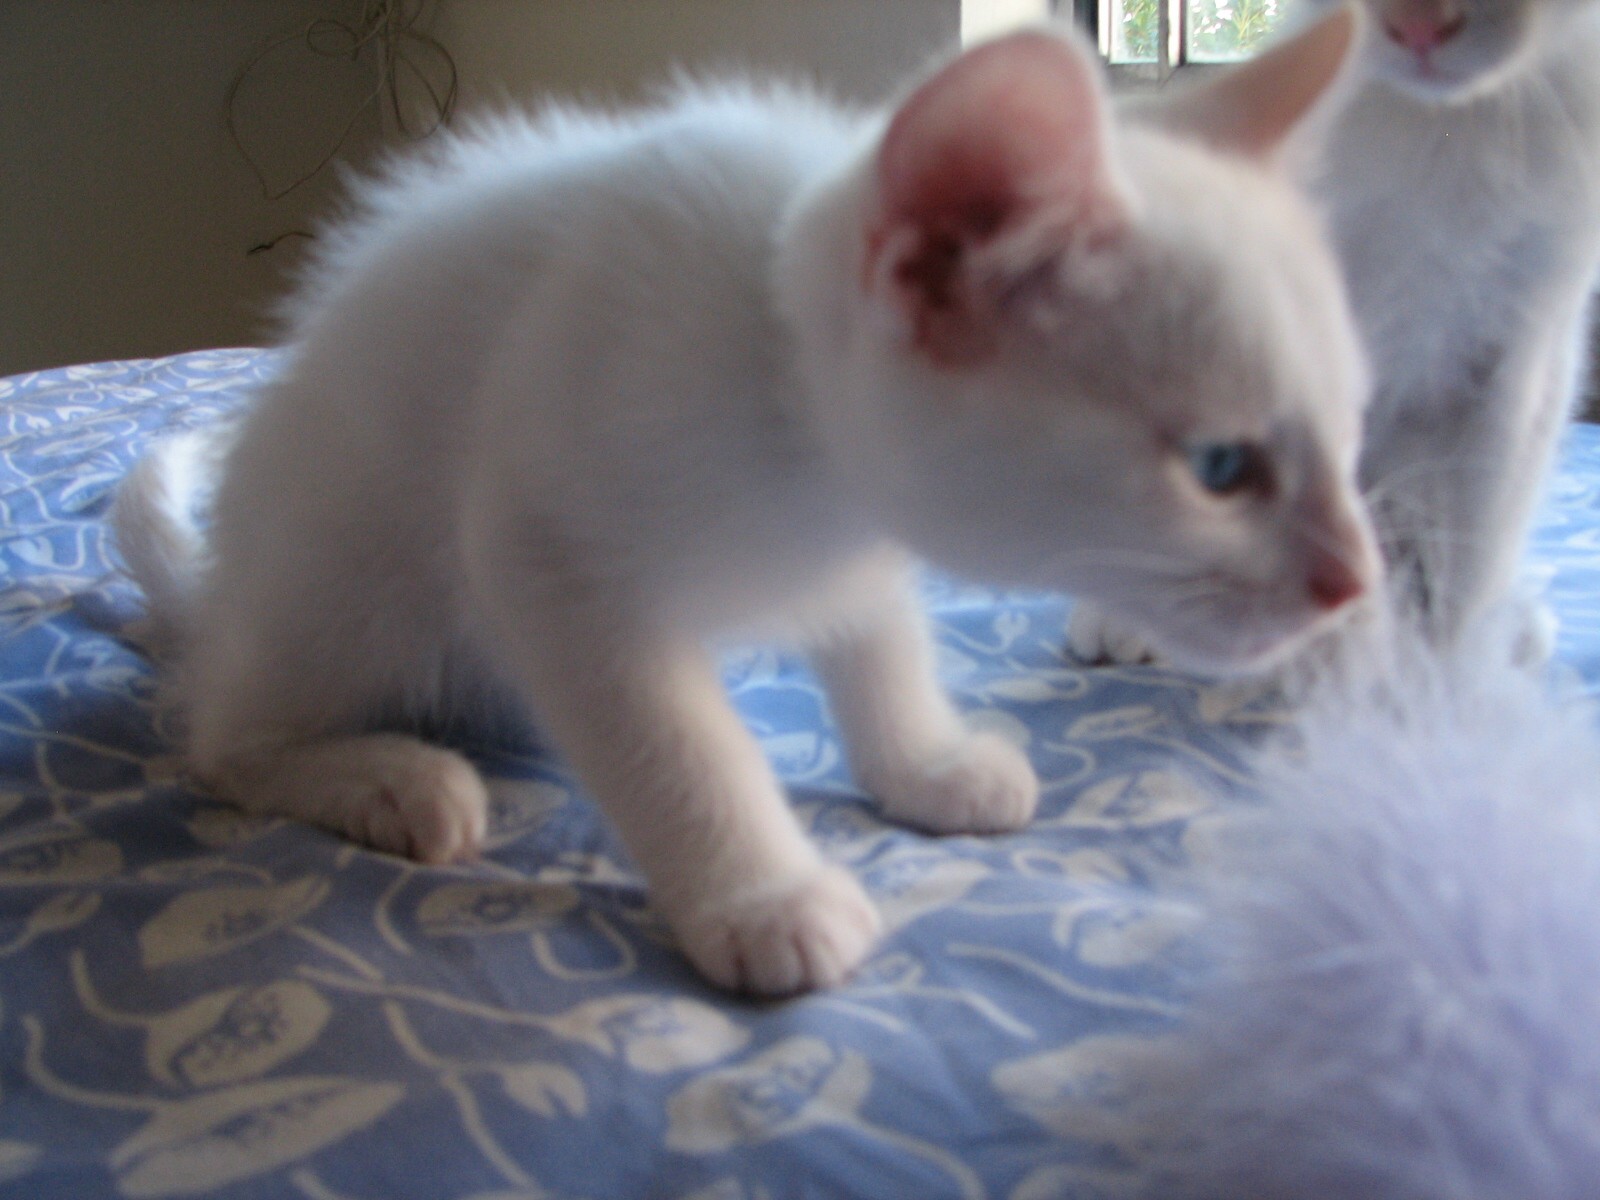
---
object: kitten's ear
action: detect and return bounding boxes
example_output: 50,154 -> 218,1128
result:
1138,4 -> 1361,161
868,28 -> 1131,368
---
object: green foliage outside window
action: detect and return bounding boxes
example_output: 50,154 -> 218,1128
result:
1190,0 -> 1284,60
1112,0 -> 1158,61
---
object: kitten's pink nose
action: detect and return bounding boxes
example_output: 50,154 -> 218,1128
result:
1307,554 -> 1367,612
1384,11 -> 1465,54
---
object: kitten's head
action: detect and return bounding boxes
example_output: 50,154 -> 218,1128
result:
781,9 -> 1378,676
1303,0 -> 1590,102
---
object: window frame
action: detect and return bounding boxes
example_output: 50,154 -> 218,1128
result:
1067,0 -> 1235,84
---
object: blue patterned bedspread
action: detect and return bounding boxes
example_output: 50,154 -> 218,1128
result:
2,351 -> 1599,1200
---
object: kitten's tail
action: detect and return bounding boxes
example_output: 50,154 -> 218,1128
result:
110,426 -> 230,652
1109,615 -> 1600,1198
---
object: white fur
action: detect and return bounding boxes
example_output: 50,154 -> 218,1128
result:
112,429 -> 218,652
1105,611 -> 1600,1198
1300,0 -> 1600,635
114,25 -> 1373,993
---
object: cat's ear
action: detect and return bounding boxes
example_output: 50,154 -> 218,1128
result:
867,28 -> 1131,368
1138,4 -> 1361,161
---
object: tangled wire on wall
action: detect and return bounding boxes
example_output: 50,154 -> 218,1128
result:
227,0 -> 459,203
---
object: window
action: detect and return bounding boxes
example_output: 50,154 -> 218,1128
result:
1074,0 -> 1289,73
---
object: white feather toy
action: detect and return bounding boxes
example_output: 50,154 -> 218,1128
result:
1111,616 -> 1600,1199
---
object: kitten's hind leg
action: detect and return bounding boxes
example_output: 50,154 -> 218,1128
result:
812,565 -> 1039,835
195,734 -> 490,864
179,605 -> 491,863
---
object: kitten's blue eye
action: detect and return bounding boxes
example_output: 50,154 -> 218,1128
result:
1187,442 -> 1267,496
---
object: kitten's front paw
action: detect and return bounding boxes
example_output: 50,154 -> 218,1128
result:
676,864 -> 881,996
1066,602 -> 1161,666
875,732 -> 1039,835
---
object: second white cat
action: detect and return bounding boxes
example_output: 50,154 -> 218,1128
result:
1073,0 -> 1600,664
1309,0 -> 1600,642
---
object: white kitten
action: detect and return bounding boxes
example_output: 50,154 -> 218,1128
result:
1074,0 -> 1600,664
114,16 -> 1373,994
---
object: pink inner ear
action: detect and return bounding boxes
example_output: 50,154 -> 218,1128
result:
878,31 -> 1117,233
871,29 -> 1126,366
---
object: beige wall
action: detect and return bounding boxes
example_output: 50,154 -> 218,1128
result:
432,0 -> 960,116
0,1 -> 1000,378
0,1 -> 388,376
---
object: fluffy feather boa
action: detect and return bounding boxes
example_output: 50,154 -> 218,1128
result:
1108,615 -> 1600,1199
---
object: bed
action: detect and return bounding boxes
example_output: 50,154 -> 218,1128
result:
3,349 -> 1599,1200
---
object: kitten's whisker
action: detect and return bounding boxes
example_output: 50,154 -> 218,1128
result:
1363,450 -> 1512,503
1030,545 -> 1194,580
